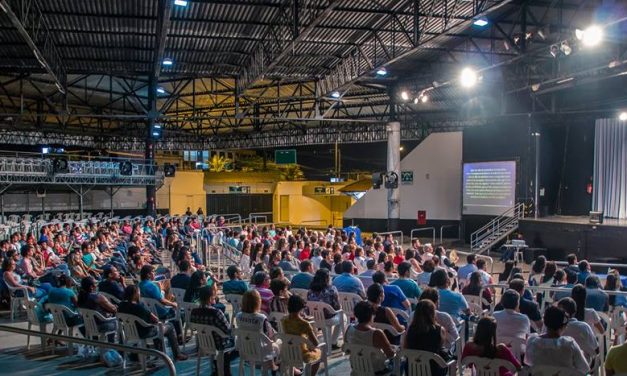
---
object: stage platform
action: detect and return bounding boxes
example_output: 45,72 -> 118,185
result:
519,215 -> 627,265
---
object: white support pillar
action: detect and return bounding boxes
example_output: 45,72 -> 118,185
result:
387,121 -> 401,231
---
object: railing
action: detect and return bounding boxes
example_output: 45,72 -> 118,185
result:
439,224 -> 461,244
454,250 -> 494,274
554,261 -> 627,272
0,325 -> 177,376
378,230 -> 404,246
470,202 -> 525,254
247,211 -> 272,224
410,227 -> 436,245
300,219 -> 328,227
218,214 -> 242,225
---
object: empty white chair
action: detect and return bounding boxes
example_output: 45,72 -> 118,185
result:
268,311 -> 287,333
25,300 -> 50,350
47,303 -> 83,355
338,292 -> 363,322
117,312 -> 164,372
225,294 -> 243,326
306,301 -> 344,356
278,333 -> 328,376
234,328 -> 279,376
343,343 -> 393,376
140,297 -> 183,335
191,323 -> 235,376
180,301 -> 199,349
78,308 -> 117,343
461,356 -> 517,376
397,349 -> 457,376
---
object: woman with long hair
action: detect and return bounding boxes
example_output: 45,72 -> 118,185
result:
461,316 -> 521,376
571,284 -> 605,334
307,268 -> 342,347
184,270 -> 208,303
403,300 -> 448,376
604,270 -> 627,307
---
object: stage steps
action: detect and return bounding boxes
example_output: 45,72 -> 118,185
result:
470,202 -> 525,254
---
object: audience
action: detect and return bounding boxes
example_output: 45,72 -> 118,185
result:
77,276 -> 118,341
606,327 -> 627,375
493,289 -> 530,342
391,261 -> 422,303
403,300 -> 449,376
170,260 -> 192,290
557,297 -> 598,360
307,268 -> 342,348
332,261 -> 366,299
419,288 -> 459,349
235,290 -> 279,370
462,316 -> 521,376
497,278 -> 543,332
290,260 -> 314,290
251,271 -> 274,314
366,283 -> 405,344
372,271 -> 410,311
584,275 -> 609,312
222,265 -> 249,295
282,295 -> 322,376
98,265 -> 125,301
571,284 -> 605,334
430,269 -> 469,321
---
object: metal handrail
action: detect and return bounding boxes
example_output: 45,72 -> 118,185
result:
378,230 -> 404,246
439,224 -> 461,244
553,261 -> 627,270
410,227 -> 436,245
247,212 -> 272,223
300,219 -> 328,226
470,203 -> 525,253
454,250 -> 494,274
0,325 -> 177,376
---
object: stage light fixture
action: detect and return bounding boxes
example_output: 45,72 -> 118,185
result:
157,87 -> 166,94
174,0 -> 187,6
375,67 -> 387,76
473,17 -> 489,27
401,91 -> 409,101
331,91 -> 341,98
577,25 -> 603,47
420,93 -> 429,103
162,58 -> 173,66
560,41 -> 572,56
399,146 -> 404,151
460,67 -> 478,88
119,160 -> 133,176
413,97 -> 419,104
619,112 -> 627,121
53,158 -> 69,174
164,163 -> 176,177
42,147 -> 50,154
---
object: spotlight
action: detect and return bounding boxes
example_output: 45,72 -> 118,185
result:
331,91 -> 341,99
157,87 -> 166,94
420,93 -> 429,103
375,67 -> 387,76
413,97 -> 419,104
164,163 -> 176,177
577,25 -> 603,47
560,41 -> 572,56
619,112 -> 627,121
41,146 -> 50,154
174,0 -> 187,6
459,67 -> 478,88
53,158 -> 69,174
162,58 -> 173,66
550,44 -> 559,58
473,17 -> 489,27
119,161 -> 133,176
401,91 -> 409,101
399,146 -> 405,151
151,123 -> 163,139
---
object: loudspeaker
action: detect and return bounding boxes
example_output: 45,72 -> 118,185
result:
384,171 -> 399,189
52,157 -> 69,173
372,172 -> 383,189
119,160 -> 133,176
164,163 -> 176,177
589,211 -> 603,224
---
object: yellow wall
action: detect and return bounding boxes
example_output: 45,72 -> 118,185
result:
273,181 -> 354,227
204,171 -> 280,194
157,170 -> 206,215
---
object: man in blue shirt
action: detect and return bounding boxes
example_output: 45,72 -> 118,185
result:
170,260 -> 192,290
391,261 -> 422,303
138,265 -> 182,338
585,276 -> 609,312
577,260 -> 591,285
332,261 -> 366,298
372,271 -> 410,311
222,265 -> 249,295
278,250 -> 299,272
290,260 -> 314,290
457,254 -> 478,281
431,269 -> 469,321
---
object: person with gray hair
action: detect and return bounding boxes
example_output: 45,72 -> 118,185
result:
557,297 -> 598,360
493,289 -> 530,341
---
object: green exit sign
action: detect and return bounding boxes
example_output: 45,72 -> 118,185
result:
275,149 -> 297,164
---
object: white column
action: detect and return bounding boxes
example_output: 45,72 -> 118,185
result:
387,121 -> 401,231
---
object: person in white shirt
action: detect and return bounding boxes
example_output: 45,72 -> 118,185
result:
525,306 -> 590,373
493,289 -> 530,341
353,247 -> 367,274
557,297 -> 599,360
457,254 -> 478,281
310,249 -> 323,270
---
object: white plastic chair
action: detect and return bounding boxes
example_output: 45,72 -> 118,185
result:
100,292 -> 121,305
117,312 -> 164,372
338,292 -> 363,322
47,303 -> 83,355
463,295 -> 490,316
290,288 -> 308,300
397,349 -> 457,376
234,328 -> 279,376
390,307 -> 410,323
306,301 -> 344,356
499,335 -> 526,361
268,311 -> 287,333
278,333 -> 328,376
343,343 -> 393,376
225,294 -> 243,326
190,323 -> 235,376
140,297 -> 183,334
524,365 -> 586,375
78,308 -> 117,342
461,356 -> 517,376
372,322 -> 405,339
180,301 -> 199,348
4,277 -> 30,321
25,300 -> 49,350
610,306 -> 627,344
171,288 -> 186,307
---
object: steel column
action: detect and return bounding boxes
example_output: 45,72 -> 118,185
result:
387,121 -> 401,231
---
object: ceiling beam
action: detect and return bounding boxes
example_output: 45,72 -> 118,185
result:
153,0 -> 174,80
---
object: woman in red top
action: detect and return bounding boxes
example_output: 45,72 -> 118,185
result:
462,316 -> 521,376
298,242 -> 311,261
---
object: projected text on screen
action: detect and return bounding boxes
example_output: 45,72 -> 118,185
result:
463,161 -> 516,216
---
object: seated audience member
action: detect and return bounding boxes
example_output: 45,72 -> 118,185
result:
353,247 -> 368,274
222,265 -> 249,295
318,250 -> 333,271
404,300 -> 449,376
372,271 -> 410,311
571,284 -> 605,334
565,253 -> 580,275
358,259 -> 377,289
557,297 -> 598,360
418,259 -> 436,286
290,260 -> 314,290
251,271 -> 274,314
383,260 -> 397,279
170,260 -> 192,290
98,265 -> 125,301
332,260 -> 366,299
606,327 -> 627,375
458,254 -> 478,282
430,269 -> 469,321
584,275 -> 609,312
577,260 -> 591,285
493,289 -> 530,342
419,288 -> 459,349
391,261 -> 422,303
605,270 -> 627,308
236,290 -> 279,369
190,286 -> 234,376
184,270 -> 210,303
118,285 -> 187,361
528,256 -> 546,286
462,271 -> 493,309
554,269 -> 578,301
269,278 -> 290,313
525,306 -> 589,373
476,259 -> 493,285
138,265 -> 181,338
345,301 -> 395,374
307,268 -> 342,348
278,250 -> 299,272
462,316 -> 521,376
367,283 -> 405,344
496,278 -> 543,332
282,295 -> 322,376
77,276 -> 117,341
2,257 -> 50,300
47,274 -> 84,330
